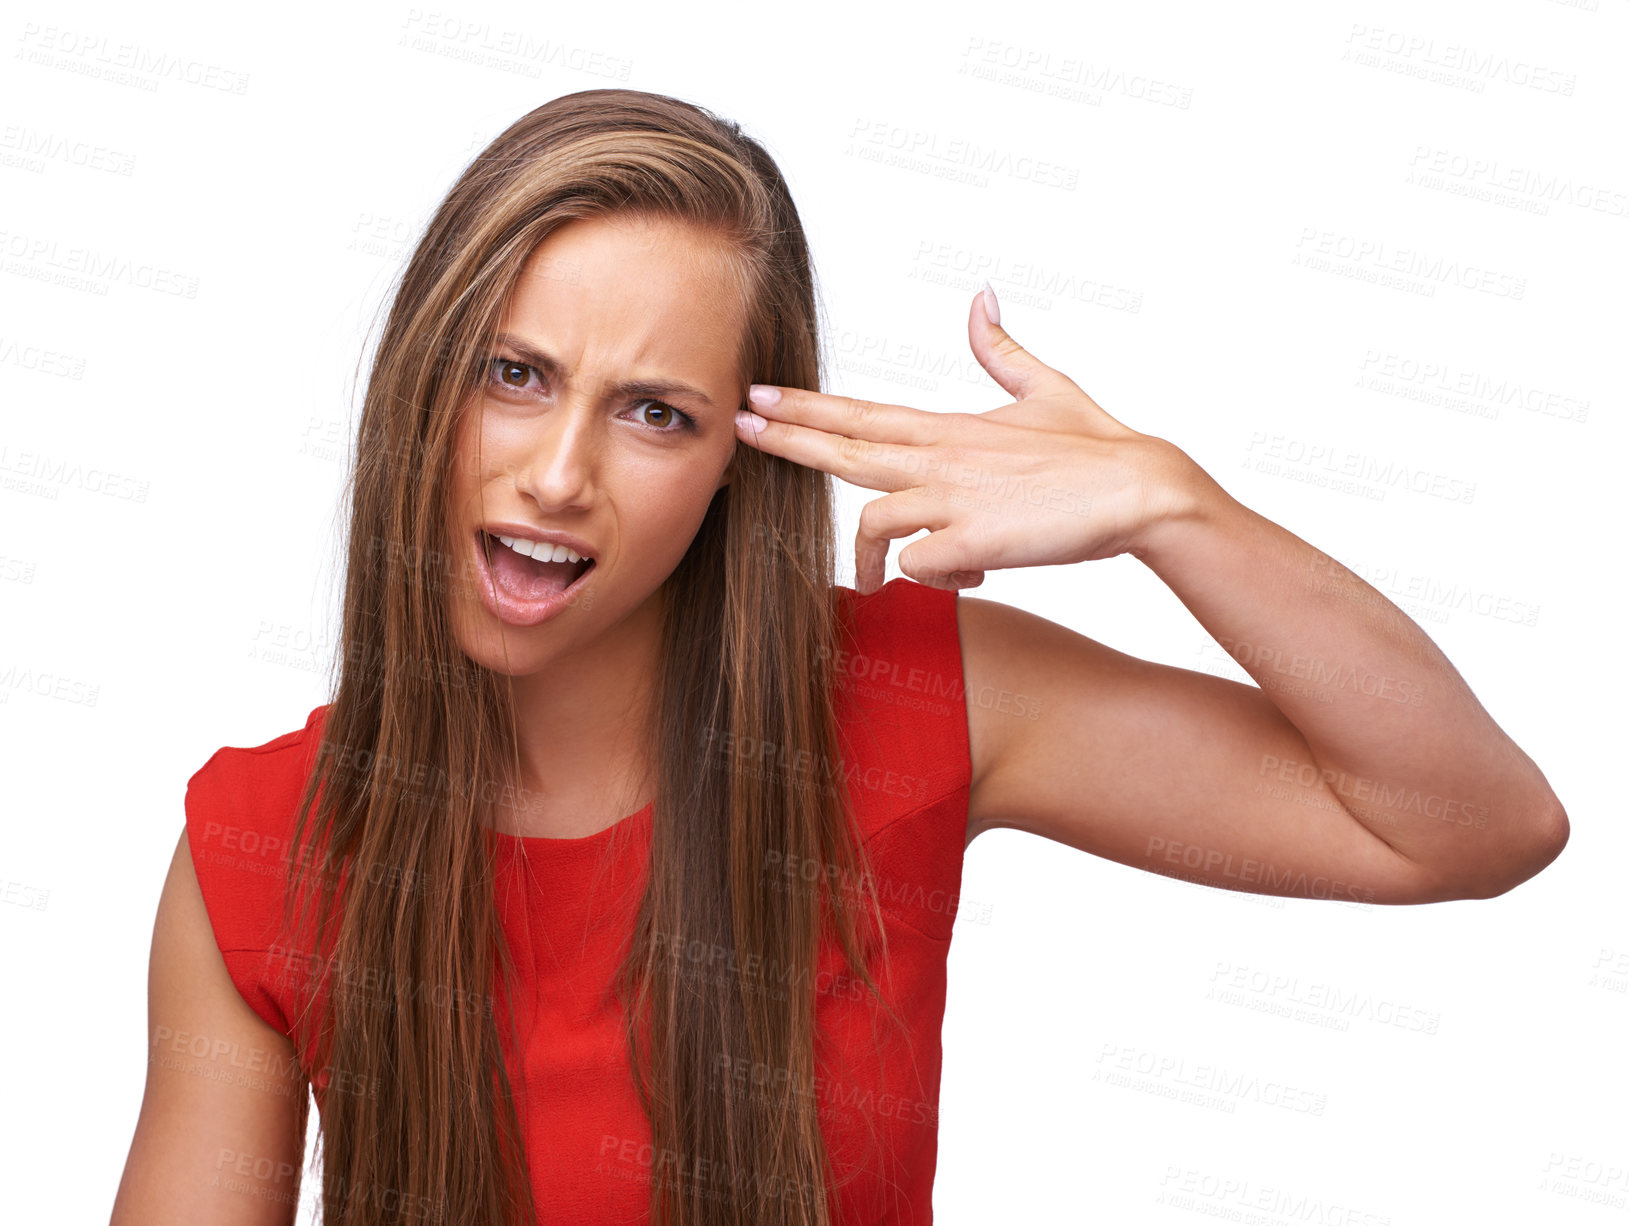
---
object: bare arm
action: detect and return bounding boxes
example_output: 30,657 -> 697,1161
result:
111,830 -> 309,1224
959,470 -> 1568,904
727,291 -> 1567,903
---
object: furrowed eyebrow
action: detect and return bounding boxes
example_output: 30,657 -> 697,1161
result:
492,332 -> 719,410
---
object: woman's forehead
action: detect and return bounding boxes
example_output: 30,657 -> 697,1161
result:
501,217 -> 749,396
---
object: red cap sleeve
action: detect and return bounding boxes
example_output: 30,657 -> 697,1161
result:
182,707 -> 327,1037
832,578 -> 973,939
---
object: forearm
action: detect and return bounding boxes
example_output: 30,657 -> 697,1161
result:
1130,443 -> 1568,892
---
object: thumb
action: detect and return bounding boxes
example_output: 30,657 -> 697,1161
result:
968,283 -> 1069,402
897,530 -> 985,591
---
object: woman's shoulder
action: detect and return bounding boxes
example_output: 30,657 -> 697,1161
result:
178,704 -> 331,1037
832,574 -> 962,668
183,704 -> 329,835
830,575 -> 967,720
181,704 -> 330,951
828,578 -> 972,873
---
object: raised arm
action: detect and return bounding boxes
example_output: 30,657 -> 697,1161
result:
731,285 -> 1567,904
955,483 -> 1568,903
111,830 -> 309,1224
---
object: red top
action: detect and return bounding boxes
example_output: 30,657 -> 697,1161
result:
183,577 -> 972,1224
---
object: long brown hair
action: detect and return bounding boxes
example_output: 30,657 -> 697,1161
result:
273,88 -> 909,1225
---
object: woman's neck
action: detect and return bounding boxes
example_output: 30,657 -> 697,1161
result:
491,585 -> 664,839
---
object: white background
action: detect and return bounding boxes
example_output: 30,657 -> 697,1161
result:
2,0 -> 1625,1221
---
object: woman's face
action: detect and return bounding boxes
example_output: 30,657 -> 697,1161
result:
442,212 -> 748,674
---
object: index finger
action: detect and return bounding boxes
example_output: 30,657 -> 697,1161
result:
746,384 -> 944,448
734,404 -> 919,491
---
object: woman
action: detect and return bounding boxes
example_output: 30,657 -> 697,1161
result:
112,89 -> 1568,1225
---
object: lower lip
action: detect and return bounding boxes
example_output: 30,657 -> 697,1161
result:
471,529 -> 596,628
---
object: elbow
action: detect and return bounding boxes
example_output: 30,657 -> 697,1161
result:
1522,801 -> 1571,884
1539,801 -> 1571,866
1468,801 -> 1570,900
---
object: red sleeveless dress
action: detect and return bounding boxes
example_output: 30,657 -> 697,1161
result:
182,577 -> 972,1224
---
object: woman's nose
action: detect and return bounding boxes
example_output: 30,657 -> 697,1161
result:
513,401 -> 601,510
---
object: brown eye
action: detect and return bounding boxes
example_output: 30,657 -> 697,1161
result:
629,401 -> 698,433
485,357 -> 537,390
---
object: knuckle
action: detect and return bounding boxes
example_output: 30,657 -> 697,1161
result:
846,398 -> 882,428
836,434 -> 872,465
991,335 -> 1027,362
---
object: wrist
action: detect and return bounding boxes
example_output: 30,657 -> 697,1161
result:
1126,438 -> 1238,568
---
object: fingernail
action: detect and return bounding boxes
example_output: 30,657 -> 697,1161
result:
747,384 -> 781,408
981,281 -> 1001,326
735,409 -> 766,434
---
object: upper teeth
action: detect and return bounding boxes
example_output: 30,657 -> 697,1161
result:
495,534 -> 586,565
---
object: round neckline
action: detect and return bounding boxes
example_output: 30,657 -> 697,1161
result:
486,799 -> 654,849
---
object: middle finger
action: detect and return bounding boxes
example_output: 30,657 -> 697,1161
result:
741,385 -> 948,489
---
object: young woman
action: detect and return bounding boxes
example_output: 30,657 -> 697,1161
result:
112,89 -> 1569,1226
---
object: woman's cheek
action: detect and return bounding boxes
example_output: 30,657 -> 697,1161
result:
622,456 -> 725,555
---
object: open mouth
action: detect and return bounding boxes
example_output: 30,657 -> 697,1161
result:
477,529 -> 595,602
